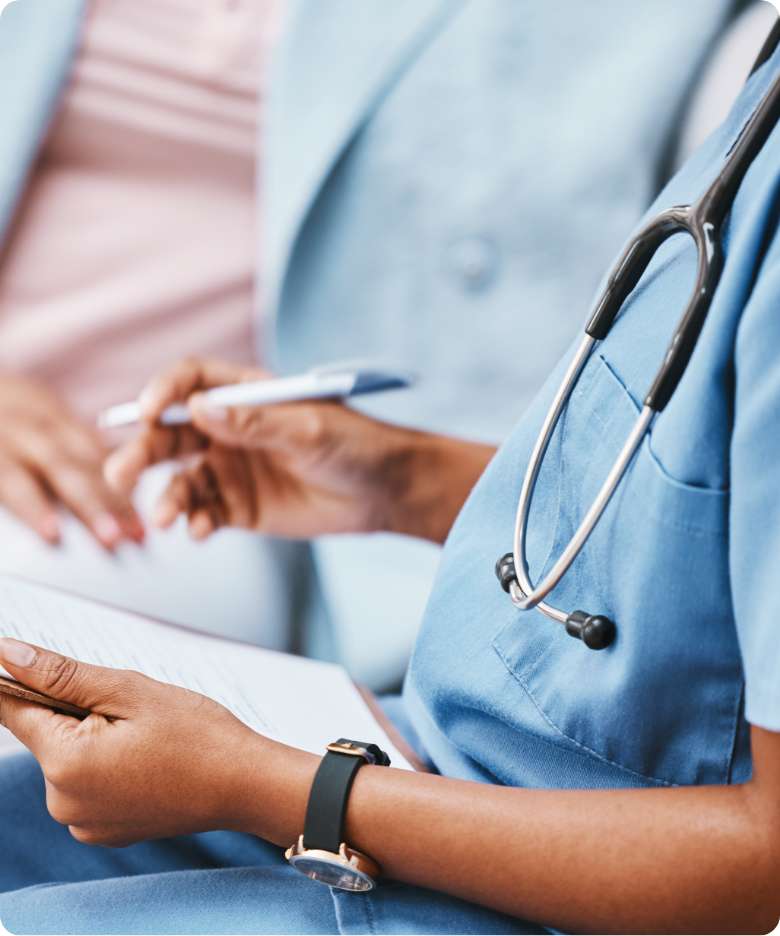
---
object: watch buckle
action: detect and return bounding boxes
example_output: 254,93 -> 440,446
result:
326,740 -> 376,763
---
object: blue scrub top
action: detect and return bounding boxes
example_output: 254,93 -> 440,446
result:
404,45 -> 780,792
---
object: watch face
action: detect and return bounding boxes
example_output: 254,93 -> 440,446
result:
289,853 -> 375,892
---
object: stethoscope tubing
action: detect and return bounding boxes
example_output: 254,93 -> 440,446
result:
504,49 -> 780,642
510,362 -> 653,620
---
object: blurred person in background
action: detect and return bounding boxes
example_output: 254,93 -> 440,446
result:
0,0 -> 298,650
0,0 -> 769,721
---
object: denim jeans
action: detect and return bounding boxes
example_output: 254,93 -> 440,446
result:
0,754 -> 541,935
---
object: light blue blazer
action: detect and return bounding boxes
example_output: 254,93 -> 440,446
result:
0,0 -> 738,687
0,0 -> 85,239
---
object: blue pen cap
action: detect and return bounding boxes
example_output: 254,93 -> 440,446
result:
311,362 -> 417,395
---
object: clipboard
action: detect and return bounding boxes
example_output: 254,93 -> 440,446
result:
0,575 -> 427,771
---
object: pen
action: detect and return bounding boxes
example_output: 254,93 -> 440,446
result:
98,365 -> 415,430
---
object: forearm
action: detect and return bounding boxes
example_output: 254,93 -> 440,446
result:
345,771 -> 778,934
238,741 -> 779,935
379,427 -> 496,544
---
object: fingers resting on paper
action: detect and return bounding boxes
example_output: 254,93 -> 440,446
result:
0,375 -> 143,548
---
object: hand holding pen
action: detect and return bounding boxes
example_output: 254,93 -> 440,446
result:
103,358 -> 413,540
98,361 -> 413,430
103,357 -> 493,545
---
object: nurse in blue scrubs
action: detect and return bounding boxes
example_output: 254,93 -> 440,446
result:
1,31 -> 780,936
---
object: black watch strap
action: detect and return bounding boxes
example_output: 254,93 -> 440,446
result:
302,739 -> 390,853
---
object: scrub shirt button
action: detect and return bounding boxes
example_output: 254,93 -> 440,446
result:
447,236 -> 498,292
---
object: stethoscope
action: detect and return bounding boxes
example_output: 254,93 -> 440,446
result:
496,22 -> 780,650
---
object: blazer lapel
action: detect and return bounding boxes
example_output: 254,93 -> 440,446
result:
0,0 -> 86,245
264,0 -> 464,310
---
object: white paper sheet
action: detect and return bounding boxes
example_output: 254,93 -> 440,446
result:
0,575 -> 413,770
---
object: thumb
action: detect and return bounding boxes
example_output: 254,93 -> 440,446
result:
189,395 -> 328,454
0,638 -> 130,715
0,689 -> 71,761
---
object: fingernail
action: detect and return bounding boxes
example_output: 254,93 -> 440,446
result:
153,503 -> 175,528
189,514 -> 212,539
0,638 -> 38,668
40,514 -> 60,544
94,513 -> 122,545
127,517 -> 146,543
104,454 -> 124,489
137,387 -> 156,419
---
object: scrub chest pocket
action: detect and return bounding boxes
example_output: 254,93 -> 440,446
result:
492,353 -> 743,788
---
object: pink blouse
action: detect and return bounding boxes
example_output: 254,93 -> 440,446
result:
0,0 -> 282,420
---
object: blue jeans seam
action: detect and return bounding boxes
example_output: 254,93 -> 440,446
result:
331,889 -> 377,935
365,893 -> 378,935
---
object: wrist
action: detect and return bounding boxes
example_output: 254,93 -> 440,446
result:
378,429 -> 495,544
226,734 -> 319,845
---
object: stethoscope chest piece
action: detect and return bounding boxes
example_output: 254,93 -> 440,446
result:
495,553 -> 616,650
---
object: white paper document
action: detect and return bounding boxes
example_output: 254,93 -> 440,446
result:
0,575 -> 413,770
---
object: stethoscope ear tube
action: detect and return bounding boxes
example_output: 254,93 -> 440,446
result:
504,342 -> 654,643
